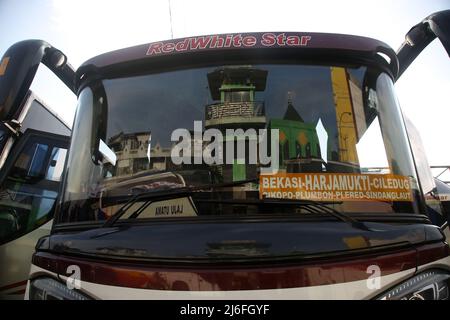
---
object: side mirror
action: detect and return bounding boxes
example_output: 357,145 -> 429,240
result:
0,40 -> 75,122
433,178 -> 450,232
396,10 -> 450,79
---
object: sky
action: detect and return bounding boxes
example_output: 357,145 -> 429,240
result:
0,0 -> 449,178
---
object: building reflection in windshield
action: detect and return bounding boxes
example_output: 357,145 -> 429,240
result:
102,65 -> 366,185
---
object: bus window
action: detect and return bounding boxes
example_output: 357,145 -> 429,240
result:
26,143 -> 48,178
0,135 -> 68,243
46,147 -> 67,182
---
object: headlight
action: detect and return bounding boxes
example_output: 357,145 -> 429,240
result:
377,269 -> 450,300
29,278 -> 91,300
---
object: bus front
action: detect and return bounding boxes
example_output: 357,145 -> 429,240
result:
26,33 -> 450,300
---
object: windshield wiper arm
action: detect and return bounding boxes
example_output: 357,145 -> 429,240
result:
102,178 -> 372,232
195,197 -> 373,231
101,178 -> 258,228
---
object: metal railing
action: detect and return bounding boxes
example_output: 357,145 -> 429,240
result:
205,101 -> 265,120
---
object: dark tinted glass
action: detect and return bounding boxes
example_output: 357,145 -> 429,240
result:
59,64 -> 422,223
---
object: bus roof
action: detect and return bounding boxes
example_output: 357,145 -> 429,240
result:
76,32 -> 398,90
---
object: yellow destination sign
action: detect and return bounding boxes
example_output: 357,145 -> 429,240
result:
260,173 -> 413,202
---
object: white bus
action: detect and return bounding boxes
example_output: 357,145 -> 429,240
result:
0,42 -> 75,299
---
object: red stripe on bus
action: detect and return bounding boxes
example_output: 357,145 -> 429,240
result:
33,244 -> 448,291
7,288 -> 26,296
417,242 -> 450,265
0,280 -> 27,292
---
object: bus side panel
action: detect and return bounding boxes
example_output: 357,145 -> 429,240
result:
21,99 -> 70,137
0,220 -> 52,299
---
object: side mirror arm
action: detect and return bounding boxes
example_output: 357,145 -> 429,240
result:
396,10 -> 450,79
0,40 -> 75,121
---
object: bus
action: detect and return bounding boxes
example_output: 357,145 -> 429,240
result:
21,11 -> 450,299
0,41 -> 75,299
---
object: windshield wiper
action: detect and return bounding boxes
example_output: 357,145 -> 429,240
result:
195,197 -> 373,231
101,178 -> 258,228
102,177 -> 372,232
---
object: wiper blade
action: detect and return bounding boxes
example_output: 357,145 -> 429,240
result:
196,197 -> 373,231
101,178 -> 258,228
102,178 -> 372,232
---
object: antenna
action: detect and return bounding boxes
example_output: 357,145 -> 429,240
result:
168,0 -> 174,39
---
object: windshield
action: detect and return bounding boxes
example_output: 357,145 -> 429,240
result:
57,63 -> 423,224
